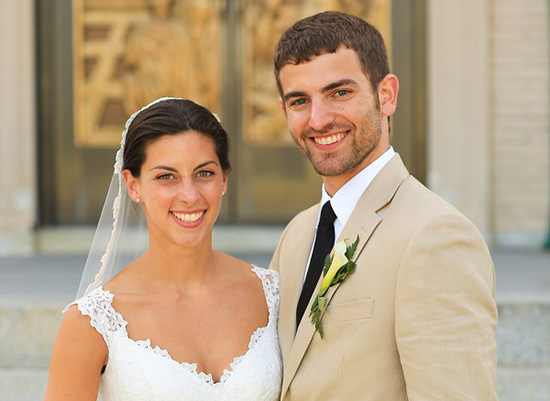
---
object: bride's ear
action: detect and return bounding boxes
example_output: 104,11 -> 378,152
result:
122,169 -> 141,203
222,172 -> 228,194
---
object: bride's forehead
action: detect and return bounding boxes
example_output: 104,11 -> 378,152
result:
143,132 -> 217,160
148,132 -> 213,149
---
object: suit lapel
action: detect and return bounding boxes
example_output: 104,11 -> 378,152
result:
278,205 -> 319,369
280,154 -> 410,399
281,205 -> 381,397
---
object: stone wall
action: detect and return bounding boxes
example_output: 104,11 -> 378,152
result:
0,0 -> 36,255
428,0 -> 550,248
491,0 -> 550,248
0,0 -> 548,254
427,0 -> 491,236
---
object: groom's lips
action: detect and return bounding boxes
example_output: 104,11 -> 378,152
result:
310,131 -> 349,148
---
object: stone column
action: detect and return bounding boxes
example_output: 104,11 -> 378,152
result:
0,0 -> 36,255
490,0 -> 550,248
426,0 -> 491,240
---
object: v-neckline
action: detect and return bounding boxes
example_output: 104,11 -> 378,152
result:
100,266 -> 273,385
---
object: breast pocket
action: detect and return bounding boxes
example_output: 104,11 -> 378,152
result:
322,299 -> 375,324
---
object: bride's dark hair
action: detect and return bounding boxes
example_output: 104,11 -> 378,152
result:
123,98 -> 231,177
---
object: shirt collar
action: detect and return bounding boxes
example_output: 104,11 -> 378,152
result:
319,147 -> 395,228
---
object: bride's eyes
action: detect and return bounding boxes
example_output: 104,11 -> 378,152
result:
196,170 -> 214,179
154,170 -> 215,180
156,173 -> 175,180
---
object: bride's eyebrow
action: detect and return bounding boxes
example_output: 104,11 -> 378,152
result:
149,165 -> 178,172
193,161 -> 218,171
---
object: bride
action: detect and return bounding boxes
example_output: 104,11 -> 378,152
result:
44,98 -> 282,400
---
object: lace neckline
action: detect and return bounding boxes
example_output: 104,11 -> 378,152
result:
97,266 -> 276,386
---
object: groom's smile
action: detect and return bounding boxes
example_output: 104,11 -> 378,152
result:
311,131 -> 348,146
279,47 -> 387,192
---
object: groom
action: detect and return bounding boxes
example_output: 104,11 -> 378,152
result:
269,11 -> 498,401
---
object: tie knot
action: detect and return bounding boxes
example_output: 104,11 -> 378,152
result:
319,201 -> 336,227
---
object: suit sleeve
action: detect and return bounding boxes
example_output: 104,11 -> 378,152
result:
394,212 -> 498,401
269,215 -> 297,273
269,232 -> 284,273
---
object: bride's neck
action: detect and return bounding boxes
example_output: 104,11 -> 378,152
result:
139,237 -> 218,289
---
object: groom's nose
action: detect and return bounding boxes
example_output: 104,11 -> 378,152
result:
309,98 -> 336,131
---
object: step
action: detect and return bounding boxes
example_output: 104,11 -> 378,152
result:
0,368 -> 48,401
496,298 -> 550,368
497,368 -> 550,401
1,298 -> 548,401
496,298 -> 550,401
0,249 -> 548,400
0,301 -> 63,369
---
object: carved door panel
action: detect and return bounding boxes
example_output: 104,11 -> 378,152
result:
38,0 -> 422,225
39,0 -> 227,224
233,0 -> 393,222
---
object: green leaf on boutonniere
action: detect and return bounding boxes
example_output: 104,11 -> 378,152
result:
318,296 -> 328,313
310,236 -> 359,339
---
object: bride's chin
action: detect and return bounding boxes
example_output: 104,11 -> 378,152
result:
172,228 -> 214,249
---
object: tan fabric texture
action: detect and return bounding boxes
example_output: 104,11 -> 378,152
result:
270,155 -> 498,401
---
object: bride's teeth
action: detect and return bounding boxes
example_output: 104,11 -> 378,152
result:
314,133 -> 344,145
172,211 -> 204,223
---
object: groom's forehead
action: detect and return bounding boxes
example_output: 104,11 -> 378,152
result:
279,49 -> 368,94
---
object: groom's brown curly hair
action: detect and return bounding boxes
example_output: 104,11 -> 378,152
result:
273,11 -> 390,98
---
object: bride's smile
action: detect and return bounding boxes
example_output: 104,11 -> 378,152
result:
124,131 -> 227,249
171,210 -> 205,224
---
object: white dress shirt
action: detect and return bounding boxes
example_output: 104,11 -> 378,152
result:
303,147 -> 395,281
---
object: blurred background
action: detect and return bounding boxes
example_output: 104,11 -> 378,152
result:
1,0 -> 549,251
0,0 -> 549,400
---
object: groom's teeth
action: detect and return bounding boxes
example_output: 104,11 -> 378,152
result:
172,212 -> 204,223
314,133 -> 345,145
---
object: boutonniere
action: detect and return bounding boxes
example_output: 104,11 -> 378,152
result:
310,236 -> 359,338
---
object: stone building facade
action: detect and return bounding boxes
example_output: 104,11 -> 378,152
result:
0,0 -> 548,255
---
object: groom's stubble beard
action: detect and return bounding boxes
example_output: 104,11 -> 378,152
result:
289,102 -> 383,178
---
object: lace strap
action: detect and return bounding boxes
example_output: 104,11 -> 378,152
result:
252,267 -> 281,317
70,287 -> 128,343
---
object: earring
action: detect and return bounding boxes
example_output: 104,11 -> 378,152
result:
136,197 -> 141,203
222,190 -> 225,196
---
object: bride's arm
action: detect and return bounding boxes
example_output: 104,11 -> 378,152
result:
43,305 -> 108,401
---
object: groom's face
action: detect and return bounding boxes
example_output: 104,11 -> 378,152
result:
278,47 -> 385,182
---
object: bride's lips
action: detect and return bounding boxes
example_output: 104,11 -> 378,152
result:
170,210 -> 206,228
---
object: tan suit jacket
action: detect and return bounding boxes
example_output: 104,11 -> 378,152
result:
270,155 -> 498,401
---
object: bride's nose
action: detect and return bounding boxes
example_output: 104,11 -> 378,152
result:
177,179 -> 200,204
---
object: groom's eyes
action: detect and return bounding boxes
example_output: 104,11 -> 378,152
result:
289,98 -> 307,107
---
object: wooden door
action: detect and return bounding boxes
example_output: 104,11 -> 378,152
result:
38,0 -> 423,225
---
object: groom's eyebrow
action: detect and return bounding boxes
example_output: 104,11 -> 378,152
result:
283,91 -> 307,102
283,79 -> 359,102
322,78 -> 359,92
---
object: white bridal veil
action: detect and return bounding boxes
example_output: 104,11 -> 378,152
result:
73,97 -> 183,301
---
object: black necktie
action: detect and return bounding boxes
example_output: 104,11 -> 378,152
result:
296,201 -> 336,327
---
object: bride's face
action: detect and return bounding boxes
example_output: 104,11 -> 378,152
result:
124,131 -> 227,249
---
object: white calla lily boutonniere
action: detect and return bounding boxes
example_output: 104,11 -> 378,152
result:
310,236 -> 359,338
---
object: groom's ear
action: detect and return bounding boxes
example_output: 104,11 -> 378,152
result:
279,97 -> 287,118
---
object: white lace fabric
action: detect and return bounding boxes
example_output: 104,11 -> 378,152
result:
71,267 -> 282,401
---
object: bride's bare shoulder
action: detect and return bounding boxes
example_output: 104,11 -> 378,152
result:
53,304 -> 108,365
62,304 -> 107,340
214,251 -> 256,274
102,259 -> 143,294
45,305 -> 107,401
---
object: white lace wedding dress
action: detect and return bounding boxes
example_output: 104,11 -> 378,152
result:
71,267 -> 282,401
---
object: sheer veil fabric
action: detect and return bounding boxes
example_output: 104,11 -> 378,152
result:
72,97 -> 184,303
